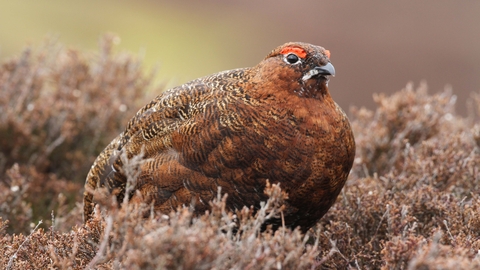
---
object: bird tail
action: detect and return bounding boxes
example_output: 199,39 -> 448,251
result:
83,138 -> 121,222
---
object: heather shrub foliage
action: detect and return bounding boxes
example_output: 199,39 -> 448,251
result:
0,35 -> 154,231
1,38 -> 479,269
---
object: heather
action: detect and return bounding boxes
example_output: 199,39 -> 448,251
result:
1,37 -> 479,269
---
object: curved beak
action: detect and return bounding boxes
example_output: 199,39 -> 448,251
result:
315,62 -> 335,77
302,62 -> 336,81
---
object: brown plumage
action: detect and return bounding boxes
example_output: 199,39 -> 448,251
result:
83,42 -> 355,231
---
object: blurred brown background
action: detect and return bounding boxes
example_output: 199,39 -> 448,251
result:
1,0 -> 479,115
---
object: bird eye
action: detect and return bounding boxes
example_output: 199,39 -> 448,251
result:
285,53 -> 301,64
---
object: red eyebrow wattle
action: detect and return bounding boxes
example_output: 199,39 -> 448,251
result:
325,50 -> 331,59
280,47 -> 307,59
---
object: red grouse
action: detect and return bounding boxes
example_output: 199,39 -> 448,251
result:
83,42 -> 355,231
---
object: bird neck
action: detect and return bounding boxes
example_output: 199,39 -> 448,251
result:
251,78 -> 330,102
292,80 -> 330,99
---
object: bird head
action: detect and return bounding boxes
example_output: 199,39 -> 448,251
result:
256,42 -> 334,98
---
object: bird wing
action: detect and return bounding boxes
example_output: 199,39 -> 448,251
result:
83,68 -> 260,219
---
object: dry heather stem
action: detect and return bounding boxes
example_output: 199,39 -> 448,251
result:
6,220 -> 42,270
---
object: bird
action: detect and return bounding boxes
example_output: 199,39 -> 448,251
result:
83,42 -> 355,232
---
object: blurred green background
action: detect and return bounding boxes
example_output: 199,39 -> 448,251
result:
1,0 -> 479,114
0,0 -> 255,86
